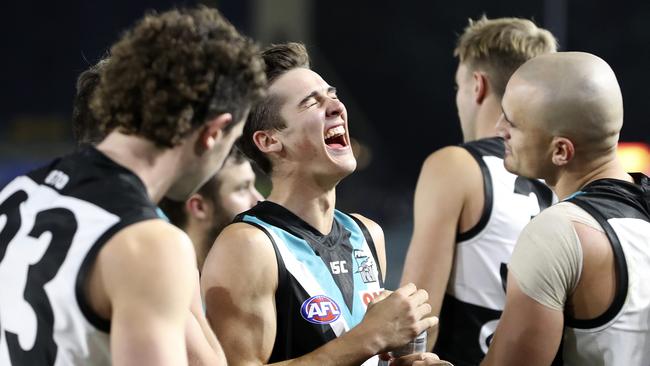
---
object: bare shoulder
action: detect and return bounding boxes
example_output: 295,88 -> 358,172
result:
101,219 -> 195,274
421,145 -> 478,177
95,219 -> 196,311
416,145 -> 481,203
201,221 -> 278,289
207,221 -> 276,262
349,213 -> 384,241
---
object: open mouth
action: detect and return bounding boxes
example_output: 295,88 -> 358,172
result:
324,125 -> 348,149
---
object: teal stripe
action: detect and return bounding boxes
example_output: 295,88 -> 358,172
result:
156,207 -> 169,222
564,191 -> 586,201
242,215 -> 354,326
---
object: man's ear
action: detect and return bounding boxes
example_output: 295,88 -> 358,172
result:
199,113 -> 233,152
473,71 -> 489,104
185,194 -> 209,221
253,130 -> 282,154
551,136 -> 575,166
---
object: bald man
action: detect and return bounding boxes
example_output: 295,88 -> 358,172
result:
481,52 -> 650,365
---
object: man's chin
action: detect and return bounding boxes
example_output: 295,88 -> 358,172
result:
503,159 -> 520,175
336,158 -> 357,176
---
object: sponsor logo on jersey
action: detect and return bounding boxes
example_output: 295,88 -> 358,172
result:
353,249 -> 377,283
329,260 -> 348,274
300,295 -> 341,324
358,289 -> 384,310
45,170 -> 69,190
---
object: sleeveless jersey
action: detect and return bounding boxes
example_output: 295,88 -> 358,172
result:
0,147 -> 159,365
434,137 -> 554,365
235,201 -> 383,365
561,173 -> 650,365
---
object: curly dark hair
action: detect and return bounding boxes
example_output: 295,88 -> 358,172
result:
91,6 -> 267,147
238,42 -> 310,174
72,57 -> 110,147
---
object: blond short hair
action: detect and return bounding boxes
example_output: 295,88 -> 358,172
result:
454,16 -> 557,97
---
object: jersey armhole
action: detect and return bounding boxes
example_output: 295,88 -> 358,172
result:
564,199 -> 629,329
456,145 -> 493,242
75,213 -> 159,333
345,214 -> 385,288
234,219 -> 291,360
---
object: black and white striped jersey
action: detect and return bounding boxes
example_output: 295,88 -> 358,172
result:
0,147 -> 159,365
434,137 -> 554,365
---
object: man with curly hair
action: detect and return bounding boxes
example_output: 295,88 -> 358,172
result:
0,6 -> 265,366
71,57 -> 110,147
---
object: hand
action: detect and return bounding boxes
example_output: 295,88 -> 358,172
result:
389,352 -> 453,366
361,283 -> 438,352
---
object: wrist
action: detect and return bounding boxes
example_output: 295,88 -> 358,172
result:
345,322 -> 384,357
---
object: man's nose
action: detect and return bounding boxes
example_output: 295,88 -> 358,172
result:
326,97 -> 344,118
495,115 -> 509,139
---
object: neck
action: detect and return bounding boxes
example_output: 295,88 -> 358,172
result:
553,152 -> 632,200
96,131 -> 183,203
267,172 -> 337,234
471,95 -> 502,141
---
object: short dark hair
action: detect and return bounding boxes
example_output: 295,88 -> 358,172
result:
91,6 -> 267,148
238,42 -> 310,174
72,58 -> 110,146
159,147 -> 249,229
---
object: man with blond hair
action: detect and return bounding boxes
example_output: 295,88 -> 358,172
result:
482,52 -> 650,365
401,16 -> 556,365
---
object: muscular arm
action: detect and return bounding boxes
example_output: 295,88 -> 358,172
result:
480,273 -> 564,366
400,147 -> 482,349
201,223 -> 437,366
186,268 -> 227,366
481,207 -> 586,365
96,220 -> 197,366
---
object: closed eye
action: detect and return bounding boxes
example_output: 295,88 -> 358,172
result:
327,87 -> 338,99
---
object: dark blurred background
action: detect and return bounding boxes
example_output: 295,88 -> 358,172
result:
1,0 -> 649,287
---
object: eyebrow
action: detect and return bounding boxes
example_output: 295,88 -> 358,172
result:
298,86 -> 337,106
501,105 -> 514,125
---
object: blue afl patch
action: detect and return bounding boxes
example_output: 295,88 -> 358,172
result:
300,295 -> 341,324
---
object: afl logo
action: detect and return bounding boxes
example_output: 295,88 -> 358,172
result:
300,295 -> 341,324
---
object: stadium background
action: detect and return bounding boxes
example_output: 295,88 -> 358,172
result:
1,0 -> 648,287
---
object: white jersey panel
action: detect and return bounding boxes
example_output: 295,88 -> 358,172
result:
563,217 -> 650,366
448,156 -> 546,309
0,176 -> 117,366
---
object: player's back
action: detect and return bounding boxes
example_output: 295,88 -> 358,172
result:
0,147 -> 159,365
435,137 -> 554,365
562,173 -> 650,365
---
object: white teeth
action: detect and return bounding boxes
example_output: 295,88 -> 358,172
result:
325,126 -> 345,139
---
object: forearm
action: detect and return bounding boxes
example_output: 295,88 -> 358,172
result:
193,308 -> 222,354
186,312 -> 227,366
264,324 -> 380,366
401,241 -> 452,352
189,270 -> 223,356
